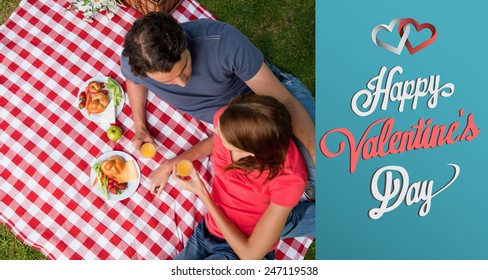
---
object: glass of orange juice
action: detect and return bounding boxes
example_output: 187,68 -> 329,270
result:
140,142 -> 156,158
176,159 -> 193,180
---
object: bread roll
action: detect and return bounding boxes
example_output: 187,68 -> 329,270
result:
87,92 -> 109,114
100,156 -> 125,179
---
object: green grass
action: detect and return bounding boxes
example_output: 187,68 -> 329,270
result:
0,0 -> 20,23
0,0 -> 315,260
0,223 -> 47,260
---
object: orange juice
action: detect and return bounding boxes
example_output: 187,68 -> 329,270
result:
140,142 -> 156,158
176,160 -> 193,178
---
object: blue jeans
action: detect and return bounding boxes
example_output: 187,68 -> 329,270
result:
269,63 -> 316,198
174,202 -> 315,260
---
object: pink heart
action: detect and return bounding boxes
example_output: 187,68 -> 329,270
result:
398,18 -> 437,55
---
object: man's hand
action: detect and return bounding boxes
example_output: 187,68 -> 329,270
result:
132,128 -> 157,156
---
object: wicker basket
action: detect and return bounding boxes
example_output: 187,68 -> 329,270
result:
125,0 -> 184,15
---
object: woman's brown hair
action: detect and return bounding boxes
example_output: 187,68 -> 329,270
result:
219,94 -> 293,181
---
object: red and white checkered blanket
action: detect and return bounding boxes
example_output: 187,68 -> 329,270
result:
0,0 -> 313,259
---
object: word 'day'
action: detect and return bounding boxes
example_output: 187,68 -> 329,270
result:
368,164 -> 460,219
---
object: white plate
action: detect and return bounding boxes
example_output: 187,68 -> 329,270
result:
77,75 -> 125,123
90,150 -> 141,201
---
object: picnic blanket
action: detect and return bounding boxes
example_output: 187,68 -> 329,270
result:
0,0 -> 313,259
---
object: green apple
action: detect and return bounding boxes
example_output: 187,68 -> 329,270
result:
107,125 -> 123,141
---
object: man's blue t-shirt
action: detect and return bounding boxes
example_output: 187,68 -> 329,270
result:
121,19 -> 272,123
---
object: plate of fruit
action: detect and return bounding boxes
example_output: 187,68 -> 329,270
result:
78,75 -> 125,123
90,150 -> 140,201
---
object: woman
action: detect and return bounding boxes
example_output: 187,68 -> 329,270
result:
149,94 -> 314,260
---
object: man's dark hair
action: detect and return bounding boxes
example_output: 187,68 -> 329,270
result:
122,12 -> 188,77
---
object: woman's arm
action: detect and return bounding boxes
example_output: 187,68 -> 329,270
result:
149,135 -> 214,197
245,63 -> 316,164
174,170 -> 292,260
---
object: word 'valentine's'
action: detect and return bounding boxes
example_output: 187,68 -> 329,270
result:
320,109 -> 479,173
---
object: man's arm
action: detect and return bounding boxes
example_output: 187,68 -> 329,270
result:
126,79 -> 157,151
245,62 -> 316,163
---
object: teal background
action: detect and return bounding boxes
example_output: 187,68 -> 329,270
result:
316,1 -> 488,259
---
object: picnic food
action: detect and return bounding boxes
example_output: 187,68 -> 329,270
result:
176,159 -> 193,178
116,160 -> 138,183
99,99 -> 115,123
140,142 -> 156,158
106,77 -> 123,107
78,91 -> 87,109
79,76 -> 123,120
107,125 -> 123,141
93,155 -> 139,199
88,81 -> 102,93
101,156 -> 126,179
87,92 -> 109,114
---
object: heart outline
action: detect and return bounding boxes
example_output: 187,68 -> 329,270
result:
398,18 -> 437,55
372,18 -> 410,55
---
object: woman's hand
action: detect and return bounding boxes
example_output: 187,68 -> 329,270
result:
172,167 -> 207,198
148,136 -> 214,198
149,159 -> 176,197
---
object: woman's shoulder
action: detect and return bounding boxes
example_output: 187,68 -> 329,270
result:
266,142 -> 307,189
265,142 -> 307,207
284,140 -> 307,175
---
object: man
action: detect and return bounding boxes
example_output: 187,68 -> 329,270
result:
121,12 -> 315,198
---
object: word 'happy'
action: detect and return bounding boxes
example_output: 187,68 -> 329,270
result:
351,66 -> 455,116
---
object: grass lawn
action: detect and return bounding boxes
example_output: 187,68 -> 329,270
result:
0,223 -> 47,260
0,0 -> 21,23
0,0 -> 315,260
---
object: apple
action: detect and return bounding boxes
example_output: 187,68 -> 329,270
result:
88,81 -> 102,93
107,125 -> 123,141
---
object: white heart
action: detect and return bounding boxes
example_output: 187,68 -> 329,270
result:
372,18 -> 410,55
